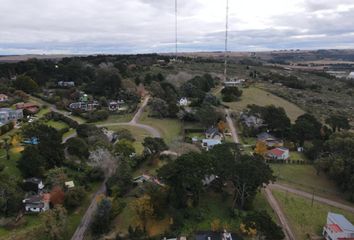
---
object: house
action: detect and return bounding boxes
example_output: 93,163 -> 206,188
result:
323,212 -> 354,240
23,178 -> 44,193
69,101 -> 99,112
133,174 -> 165,187
202,175 -> 219,186
195,230 -> 235,240
266,147 -> 290,161
178,97 -> 188,107
347,72 -> 354,80
23,193 -> 50,213
257,132 -> 283,148
0,94 -> 9,102
240,113 -> 264,129
202,139 -> 221,151
0,108 -> 23,125
224,79 -> 245,87
15,103 -> 40,114
58,81 -> 75,87
108,100 -> 125,111
22,137 -> 39,145
65,181 -> 75,189
205,127 -> 223,140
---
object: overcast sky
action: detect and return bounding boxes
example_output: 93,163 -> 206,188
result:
1,0 -> 354,54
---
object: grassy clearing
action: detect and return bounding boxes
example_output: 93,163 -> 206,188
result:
45,120 -> 69,130
273,189 -> 354,240
0,147 -> 22,177
140,111 -> 182,144
107,125 -> 152,154
222,86 -> 305,122
270,164 -> 350,204
95,113 -> 133,125
253,191 -> 278,222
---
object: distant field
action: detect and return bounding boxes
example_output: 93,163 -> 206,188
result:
273,190 -> 354,240
222,86 -> 305,122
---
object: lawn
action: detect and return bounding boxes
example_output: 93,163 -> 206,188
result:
222,86 -> 305,122
273,189 -> 354,240
140,111 -> 182,144
95,113 -> 133,125
253,191 -> 278,222
107,125 -> 152,154
270,164 -> 349,204
45,120 -> 69,130
0,147 -> 23,177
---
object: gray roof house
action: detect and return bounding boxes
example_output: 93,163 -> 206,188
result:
0,108 -> 23,125
205,127 -> 223,140
323,212 -> 354,240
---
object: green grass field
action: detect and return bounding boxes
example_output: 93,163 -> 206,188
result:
222,86 -> 305,122
270,164 -> 350,204
0,147 -> 23,177
95,113 -> 133,125
273,190 -> 354,240
140,111 -> 182,144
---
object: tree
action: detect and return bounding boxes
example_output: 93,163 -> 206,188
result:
243,211 -> 284,240
231,155 -> 275,209
292,114 -> 322,146
149,98 -> 169,118
254,141 -> 268,156
18,146 -> 46,177
50,186 -> 65,206
325,115 -> 350,132
91,198 -> 112,235
132,195 -> 154,231
115,129 -> 134,142
64,187 -> 86,210
22,123 -> 64,168
114,139 -> 135,157
106,158 -> 132,197
66,137 -> 89,158
93,68 -> 122,98
42,205 -> 67,240
158,152 -> 213,207
196,105 -> 223,127
145,184 -> 168,219
0,171 -> 23,217
46,168 -> 68,188
221,87 -> 243,102
3,137 -> 10,160
13,75 -> 39,93
142,137 -> 168,163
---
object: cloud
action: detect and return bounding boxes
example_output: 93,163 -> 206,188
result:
0,0 -> 354,54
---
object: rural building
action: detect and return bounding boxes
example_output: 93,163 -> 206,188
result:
58,81 -> 75,87
240,113 -> 264,129
266,147 -> 290,161
224,79 -> 245,87
23,193 -> 50,213
0,108 -> 23,125
0,94 -> 9,102
15,102 -> 40,114
257,132 -> 283,148
205,127 -> 223,140
69,101 -> 99,111
65,181 -> 75,189
323,212 -> 354,240
108,100 -> 125,111
202,139 -> 221,151
23,178 -> 44,193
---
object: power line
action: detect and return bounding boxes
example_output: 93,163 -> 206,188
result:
224,0 -> 229,81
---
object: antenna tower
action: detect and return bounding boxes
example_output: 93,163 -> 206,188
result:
224,0 -> 229,81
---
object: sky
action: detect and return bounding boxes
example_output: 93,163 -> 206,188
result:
1,0 -> 354,54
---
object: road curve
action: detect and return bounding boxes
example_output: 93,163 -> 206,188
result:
270,183 -> 354,214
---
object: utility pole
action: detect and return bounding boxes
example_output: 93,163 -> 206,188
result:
311,189 -> 315,207
175,0 -> 178,61
224,0 -> 229,82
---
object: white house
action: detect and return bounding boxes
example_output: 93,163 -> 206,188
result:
23,194 -> 50,213
224,79 -> 245,87
323,212 -> 354,240
347,72 -> 354,80
0,94 -> 9,102
178,97 -> 188,107
202,139 -> 221,151
266,147 -> 290,161
58,81 -> 75,87
0,108 -> 23,125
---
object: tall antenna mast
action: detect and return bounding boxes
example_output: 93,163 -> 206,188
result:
175,0 -> 178,61
224,0 -> 229,81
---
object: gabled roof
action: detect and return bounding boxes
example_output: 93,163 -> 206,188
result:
257,132 -> 276,141
328,212 -> 354,232
202,139 -> 221,146
23,178 -> 42,185
268,147 -> 288,157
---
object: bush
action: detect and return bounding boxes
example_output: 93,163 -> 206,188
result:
64,187 -> 86,210
66,137 -> 89,158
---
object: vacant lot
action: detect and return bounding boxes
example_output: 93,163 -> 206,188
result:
223,86 -> 305,122
270,164 -> 352,204
273,190 -> 354,240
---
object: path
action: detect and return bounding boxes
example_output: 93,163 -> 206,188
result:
224,107 -> 295,240
264,187 -> 296,240
224,108 -> 239,144
270,183 -> 354,214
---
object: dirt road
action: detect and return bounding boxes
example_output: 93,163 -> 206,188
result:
225,108 -> 239,143
271,183 -> 354,214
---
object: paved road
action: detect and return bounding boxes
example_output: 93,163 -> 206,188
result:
264,187 -> 296,240
224,108 -> 239,144
70,182 -> 107,240
271,183 -> 354,214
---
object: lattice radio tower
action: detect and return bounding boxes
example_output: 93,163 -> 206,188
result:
175,0 -> 178,61
224,0 -> 229,81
